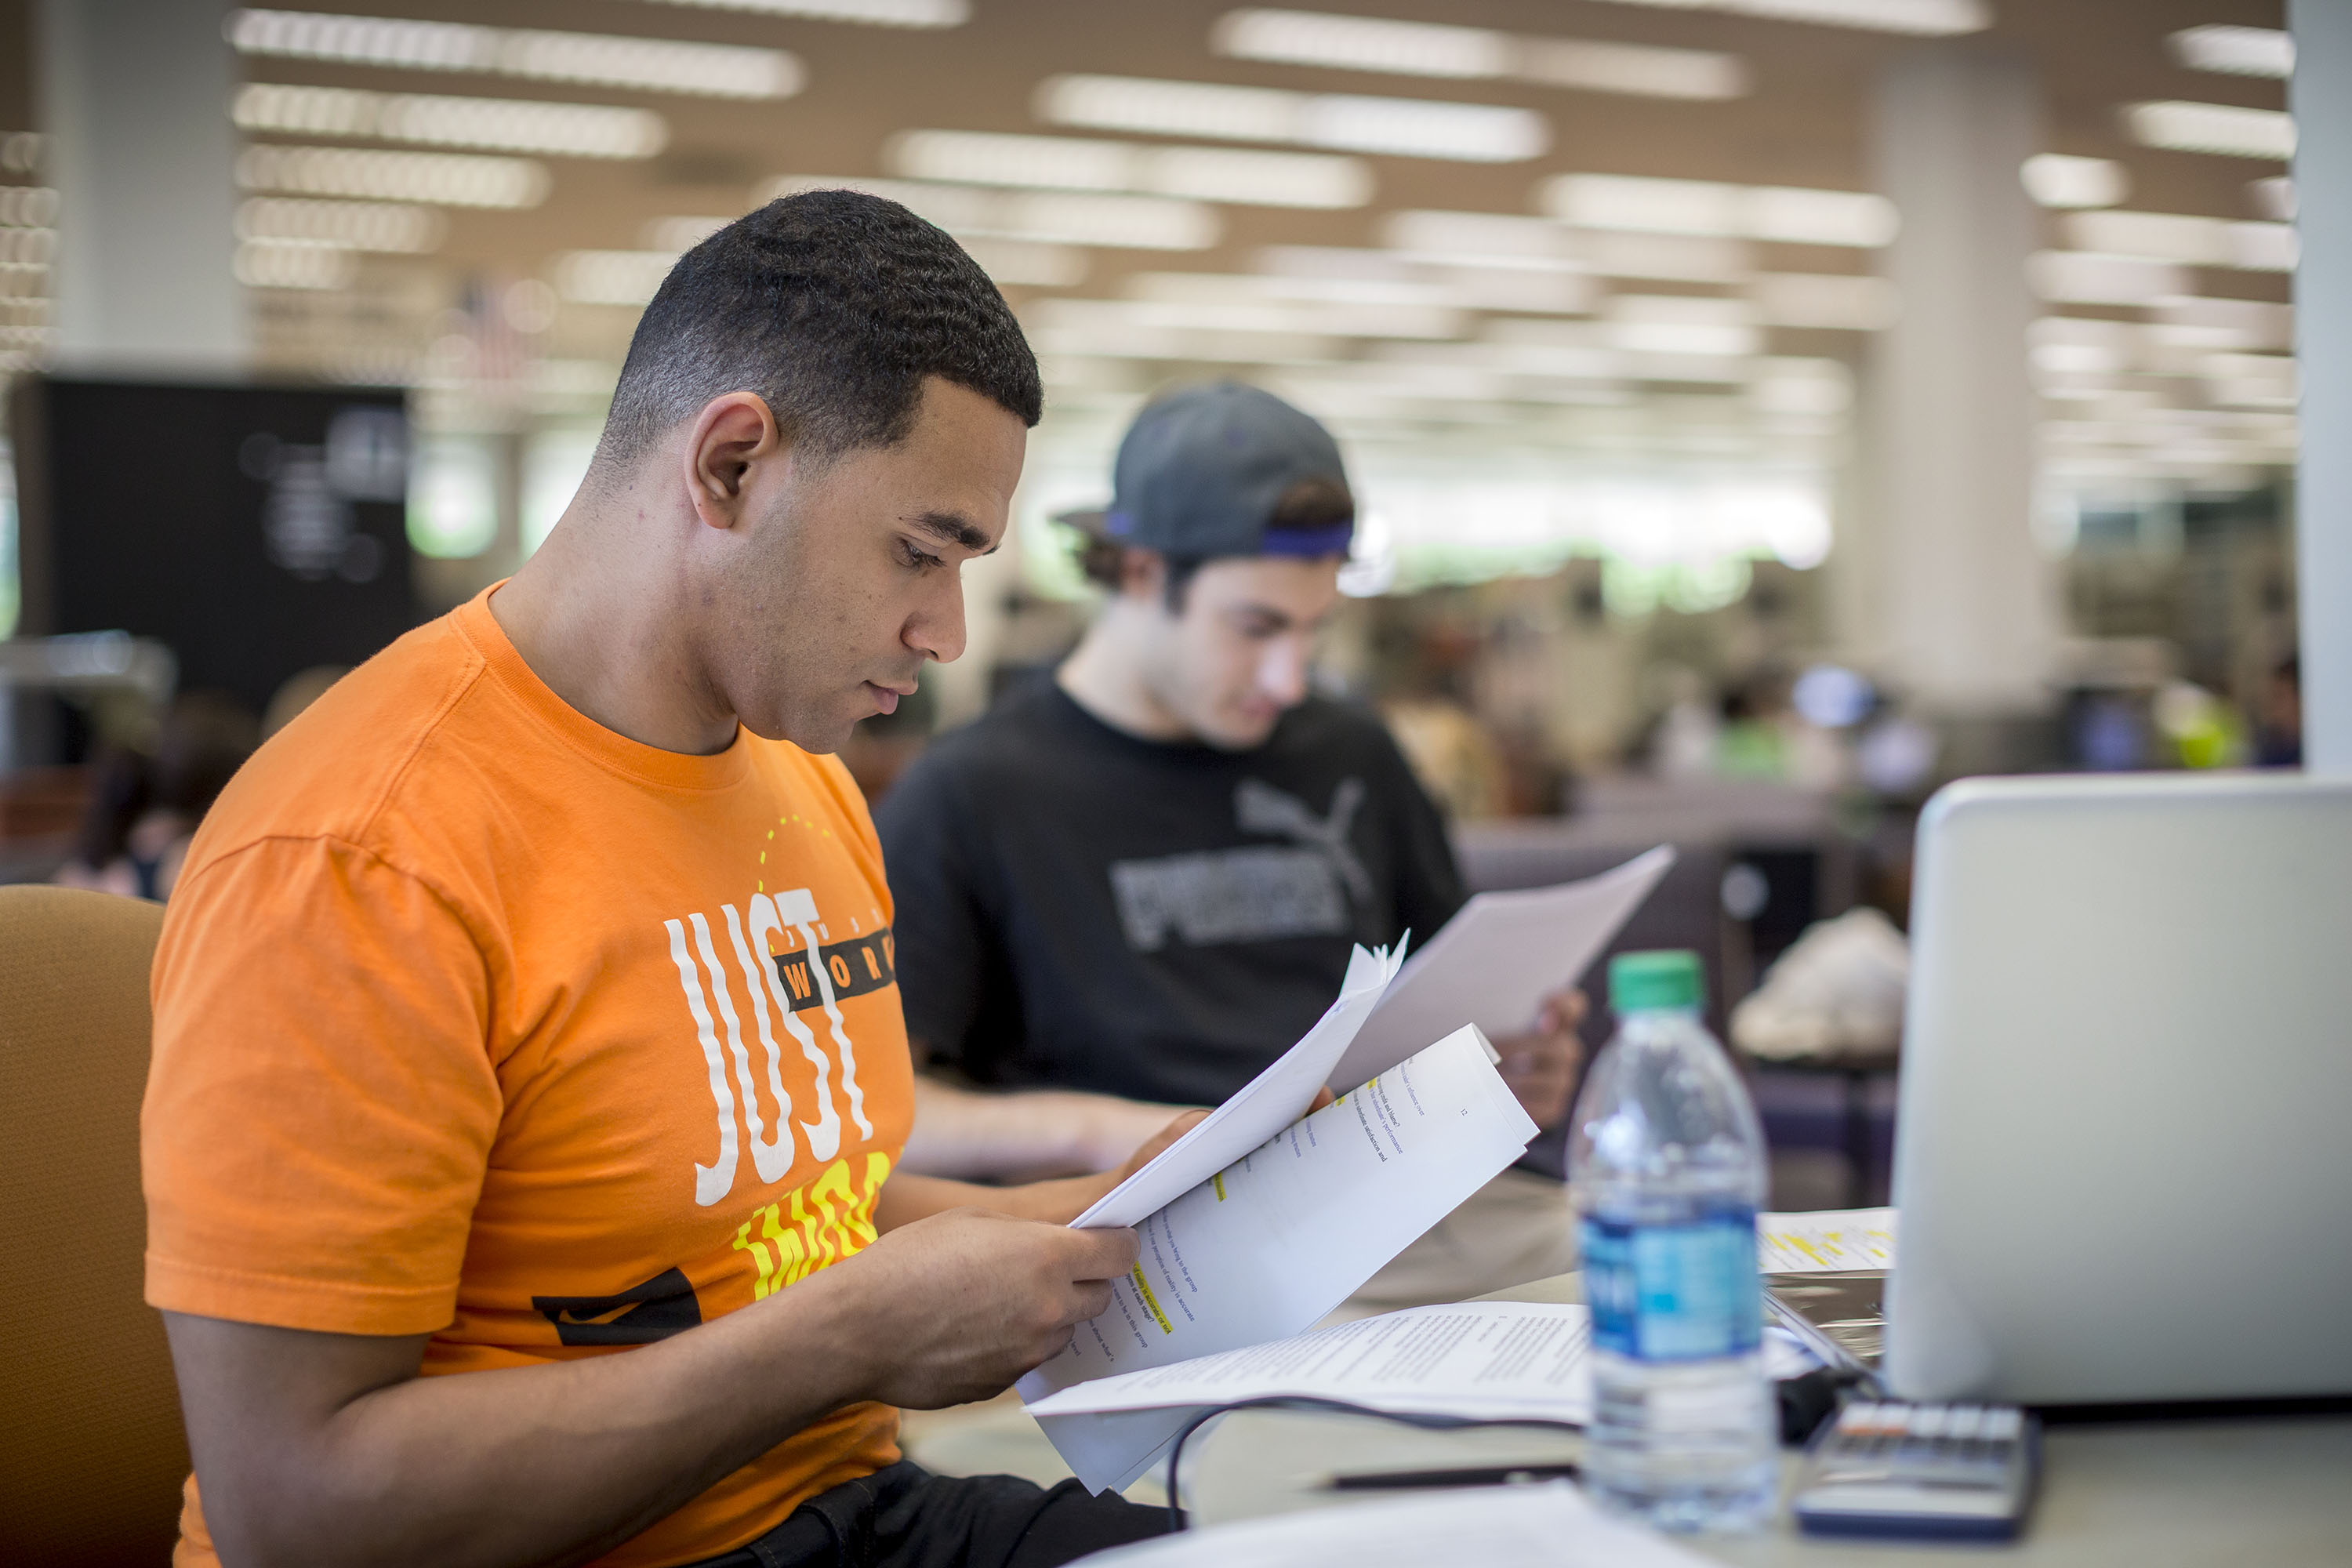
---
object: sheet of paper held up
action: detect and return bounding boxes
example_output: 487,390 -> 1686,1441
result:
1078,1479 -> 1716,1568
1020,1025 -> 1539,1494
1027,1300 -> 1594,1426
1328,846 -> 1675,1094
1760,1207 -> 1897,1272
1073,940 -> 1404,1232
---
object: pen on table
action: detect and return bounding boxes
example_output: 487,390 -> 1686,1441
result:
1320,1461 -> 1582,1492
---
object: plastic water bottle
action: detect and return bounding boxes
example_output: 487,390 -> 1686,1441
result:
1569,949 -> 1776,1532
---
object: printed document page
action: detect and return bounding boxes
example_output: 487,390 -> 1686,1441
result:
1079,1480 -> 1715,1568
1329,846 -> 1675,1092
1019,1025 -> 1539,1492
1027,1300 -> 1594,1425
1760,1207 -> 1896,1272
1073,940 -> 1403,1231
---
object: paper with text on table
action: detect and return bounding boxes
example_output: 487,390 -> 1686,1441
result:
1327,845 -> 1676,1094
1020,1024 -> 1541,1494
1076,1476 -> 1718,1568
1027,1299 -> 1594,1426
1760,1207 -> 1897,1272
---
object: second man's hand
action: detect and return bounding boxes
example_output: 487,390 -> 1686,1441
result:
1490,987 -> 1591,1130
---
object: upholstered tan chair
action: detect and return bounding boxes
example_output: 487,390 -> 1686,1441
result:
0,885 -> 183,1564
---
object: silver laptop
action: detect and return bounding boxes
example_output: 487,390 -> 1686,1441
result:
1886,771 -> 2352,1406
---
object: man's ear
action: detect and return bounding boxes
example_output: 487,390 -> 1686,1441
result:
682,392 -> 782,532
1117,546 -> 1167,604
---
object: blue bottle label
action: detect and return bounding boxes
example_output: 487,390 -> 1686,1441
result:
1581,1211 -> 1762,1362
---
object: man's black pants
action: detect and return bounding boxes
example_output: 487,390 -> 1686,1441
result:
682,1461 -> 1174,1568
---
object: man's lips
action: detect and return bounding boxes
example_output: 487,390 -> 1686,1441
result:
866,680 -> 917,715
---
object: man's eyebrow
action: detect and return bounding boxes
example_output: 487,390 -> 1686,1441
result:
910,510 -> 996,554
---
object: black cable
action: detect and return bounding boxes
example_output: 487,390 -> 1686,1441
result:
1159,1397 -> 1586,1532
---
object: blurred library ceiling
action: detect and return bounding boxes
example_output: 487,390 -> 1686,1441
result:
0,0 -> 2300,590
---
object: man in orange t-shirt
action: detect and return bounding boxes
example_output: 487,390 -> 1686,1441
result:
143,193 -> 1191,1568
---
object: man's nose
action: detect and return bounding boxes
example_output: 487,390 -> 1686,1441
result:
1258,635 -> 1311,706
906,572 -> 967,665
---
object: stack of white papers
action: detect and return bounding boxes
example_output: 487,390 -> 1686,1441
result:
1073,1479 -> 1717,1568
1022,1022 -> 1541,1492
1028,1300 -> 1593,1426
1760,1207 -> 1897,1272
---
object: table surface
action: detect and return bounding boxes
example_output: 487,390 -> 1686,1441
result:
1184,1274 -> 2352,1564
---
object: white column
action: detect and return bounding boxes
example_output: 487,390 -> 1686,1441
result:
2292,0 -> 2352,772
37,0 -> 244,371
1861,47 -> 2060,714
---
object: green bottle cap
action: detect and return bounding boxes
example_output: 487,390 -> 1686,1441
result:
1609,949 -> 1704,1012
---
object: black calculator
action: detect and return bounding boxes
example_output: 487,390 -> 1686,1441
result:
1792,1399 -> 2041,1541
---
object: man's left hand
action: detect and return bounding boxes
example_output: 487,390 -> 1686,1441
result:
1491,988 -> 1590,1129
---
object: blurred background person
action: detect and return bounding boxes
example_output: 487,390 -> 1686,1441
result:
53,691 -> 258,901
878,383 -> 1589,1310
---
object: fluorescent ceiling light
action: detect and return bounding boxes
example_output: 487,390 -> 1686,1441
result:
1574,230 -> 1751,283
0,187 -> 59,227
1211,9 -> 1747,100
1606,293 -> 1761,357
234,85 -> 669,158
2150,296 -> 2292,352
1381,209 -> 1577,269
2063,209 -> 2298,271
237,144 -> 550,206
633,0 -> 966,26
2125,101 -> 2295,160
644,215 -> 734,252
2169,25 -> 2293,78
1751,271 -> 1898,329
555,249 -> 679,306
235,239 -> 357,289
1584,0 -> 1986,35
2029,251 -> 2191,307
1041,292 -> 1465,341
2250,176 -> 2294,221
1036,74 -> 1548,162
226,11 -> 801,99
885,130 -> 1370,208
234,196 -> 445,252
957,237 -> 1090,288
2021,153 -> 2127,209
1541,172 -> 1896,246
760,176 -> 1221,249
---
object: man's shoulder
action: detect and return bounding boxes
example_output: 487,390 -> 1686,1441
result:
1272,693 -> 1413,764
889,677 -> 1067,793
183,612 -> 492,874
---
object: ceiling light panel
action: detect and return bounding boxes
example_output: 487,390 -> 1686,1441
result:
2250,176 -> 2294,220
2020,153 -> 2127,209
956,237 -> 1091,287
2030,251 -> 2192,307
234,195 -> 445,251
644,215 -> 734,252
633,0 -> 967,26
1541,172 -> 1897,246
885,130 -> 1370,208
2170,25 -> 2294,78
233,85 -> 669,158
2125,102 -> 2296,160
1036,74 -> 1548,162
2063,209 -> 2230,264
760,175 -> 1220,249
236,240 -> 358,289
1215,10 -> 1504,78
1212,9 -> 1745,101
238,144 -> 550,205
556,249 -> 678,305
1381,209 -> 1578,269
227,10 -> 801,99
1572,230 -> 1752,283
1751,272 -> 1898,329
1585,0 -> 1986,35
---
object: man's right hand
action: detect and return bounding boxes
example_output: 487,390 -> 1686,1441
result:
828,1207 -> 1139,1410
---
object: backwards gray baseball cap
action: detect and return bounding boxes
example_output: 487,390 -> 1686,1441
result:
1073,382 -> 1355,559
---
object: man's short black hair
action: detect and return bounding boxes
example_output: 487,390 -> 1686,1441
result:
597,189 -> 1043,469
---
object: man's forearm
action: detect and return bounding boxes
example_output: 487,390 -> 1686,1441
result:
166,1270 -> 877,1568
902,1075 -> 1192,1181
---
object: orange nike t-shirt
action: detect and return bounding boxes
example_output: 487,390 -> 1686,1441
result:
143,586 -> 914,1568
